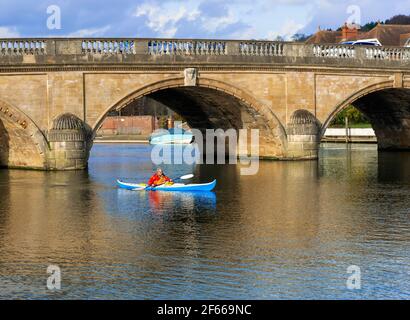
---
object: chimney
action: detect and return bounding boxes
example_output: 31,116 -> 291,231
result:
342,23 -> 358,41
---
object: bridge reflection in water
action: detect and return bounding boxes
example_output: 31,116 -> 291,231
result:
0,143 -> 409,299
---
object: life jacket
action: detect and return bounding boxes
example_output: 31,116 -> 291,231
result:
148,174 -> 171,186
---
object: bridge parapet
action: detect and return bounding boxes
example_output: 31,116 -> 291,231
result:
239,41 -> 284,56
82,39 -> 136,54
363,46 -> 410,60
0,39 -> 47,55
312,44 -> 356,58
1,38 -> 410,68
148,39 -> 228,55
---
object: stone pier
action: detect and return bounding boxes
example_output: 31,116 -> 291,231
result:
286,110 -> 320,160
46,113 -> 92,170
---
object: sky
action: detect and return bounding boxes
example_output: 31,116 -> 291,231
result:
0,0 -> 409,40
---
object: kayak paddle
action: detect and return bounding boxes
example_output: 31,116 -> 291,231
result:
150,174 -> 194,190
173,174 -> 194,181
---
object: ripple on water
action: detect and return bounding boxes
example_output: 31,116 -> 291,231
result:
0,143 -> 410,299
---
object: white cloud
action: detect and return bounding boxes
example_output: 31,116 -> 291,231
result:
267,20 -> 306,40
134,3 -> 200,37
0,26 -> 20,38
68,25 -> 111,37
201,9 -> 237,34
229,26 -> 258,40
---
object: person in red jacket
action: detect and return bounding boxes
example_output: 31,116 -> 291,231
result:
148,168 -> 173,187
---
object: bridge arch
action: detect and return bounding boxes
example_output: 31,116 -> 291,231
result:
92,77 -> 288,158
0,99 -> 49,169
320,80 -> 394,136
320,80 -> 410,151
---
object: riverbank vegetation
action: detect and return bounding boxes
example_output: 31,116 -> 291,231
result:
329,105 -> 372,128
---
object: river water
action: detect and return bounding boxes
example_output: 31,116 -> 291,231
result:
0,143 -> 409,299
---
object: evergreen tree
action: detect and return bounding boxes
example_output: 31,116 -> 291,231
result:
385,15 -> 410,25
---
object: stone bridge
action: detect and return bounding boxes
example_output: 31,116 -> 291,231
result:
1,38 -> 410,170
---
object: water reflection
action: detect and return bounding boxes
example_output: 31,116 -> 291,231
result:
0,143 -> 409,299
378,152 -> 410,183
112,189 -> 216,216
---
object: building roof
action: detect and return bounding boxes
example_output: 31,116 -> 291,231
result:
306,23 -> 410,46
358,24 -> 410,46
305,30 -> 342,44
400,33 -> 410,46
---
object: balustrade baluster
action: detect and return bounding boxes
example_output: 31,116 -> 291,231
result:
174,41 -> 179,54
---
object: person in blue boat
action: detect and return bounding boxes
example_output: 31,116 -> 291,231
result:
148,168 -> 173,187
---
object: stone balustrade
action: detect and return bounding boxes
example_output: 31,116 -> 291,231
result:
1,38 -> 410,66
0,39 -> 46,55
239,41 -> 284,56
365,47 -> 410,61
148,40 -> 227,55
81,39 -> 135,54
312,44 -> 356,58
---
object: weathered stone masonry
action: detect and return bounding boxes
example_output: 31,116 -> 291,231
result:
0,38 -> 410,169
287,110 -> 320,159
47,113 -> 92,170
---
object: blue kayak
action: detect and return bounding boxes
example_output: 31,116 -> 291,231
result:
116,179 -> 216,192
